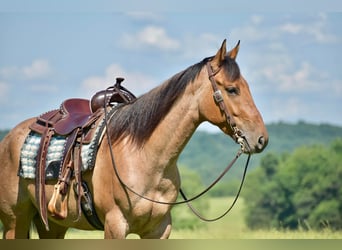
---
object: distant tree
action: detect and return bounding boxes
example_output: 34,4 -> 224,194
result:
0,130 -> 9,141
244,139 -> 342,230
260,152 -> 279,178
243,152 -> 290,229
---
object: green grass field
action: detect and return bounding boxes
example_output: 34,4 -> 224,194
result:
169,197 -> 342,239
3,197 -> 342,239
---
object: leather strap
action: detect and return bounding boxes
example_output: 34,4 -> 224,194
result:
35,127 -> 54,231
206,62 -> 238,134
73,129 -> 83,221
59,128 -> 79,193
73,181 -> 104,230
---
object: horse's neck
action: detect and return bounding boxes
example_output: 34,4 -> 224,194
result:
144,81 -> 201,166
108,75 -> 205,199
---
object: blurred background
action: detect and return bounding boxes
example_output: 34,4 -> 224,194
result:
0,0 -> 341,238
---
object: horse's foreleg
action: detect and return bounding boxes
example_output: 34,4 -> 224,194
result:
1,218 -> 16,239
104,208 -> 128,239
140,212 -> 172,239
33,214 -> 68,239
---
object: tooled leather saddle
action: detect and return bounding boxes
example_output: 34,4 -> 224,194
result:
29,77 -> 136,231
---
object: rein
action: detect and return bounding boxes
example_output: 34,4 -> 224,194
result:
103,63 -> 251,221
179,154 -> 250,221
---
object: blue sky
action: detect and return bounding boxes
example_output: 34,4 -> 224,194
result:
0,2 -> 341,132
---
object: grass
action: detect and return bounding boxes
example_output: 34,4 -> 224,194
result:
169,197 -> 342,239
2,197 -> 342,239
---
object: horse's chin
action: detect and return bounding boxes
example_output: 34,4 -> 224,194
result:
237,137 -> 252,154
219,128 -> 254,154
218,126 -> 250,153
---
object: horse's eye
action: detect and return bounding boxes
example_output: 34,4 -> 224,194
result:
226,87 -> 239,96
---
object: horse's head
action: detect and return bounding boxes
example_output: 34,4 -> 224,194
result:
198,39 -> 268,154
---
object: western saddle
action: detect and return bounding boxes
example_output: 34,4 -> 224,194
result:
29,78 -> 136,230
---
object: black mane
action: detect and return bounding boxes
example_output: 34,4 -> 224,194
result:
109,56 -> 240,146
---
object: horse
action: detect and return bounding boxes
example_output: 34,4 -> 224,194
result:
0,39 -> 268,239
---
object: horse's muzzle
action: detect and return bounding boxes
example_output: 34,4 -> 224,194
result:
238,134 -> 268,154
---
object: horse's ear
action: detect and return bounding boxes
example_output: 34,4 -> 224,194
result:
227,40 -> 240,60
211,39 -> 227,68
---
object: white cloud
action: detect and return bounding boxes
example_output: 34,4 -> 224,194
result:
266,97 -> 309,123
250,15 -> 264,25
247,47 -> 342,125
331,79 -> 342,98
81,63 -> 157,98
231,13 -> 338,46
280,13 -> 338,43
30,83 -> 58,93
121,25 -> 180,51
126,12 -> 163,22
0,66 -> 17,79
280,23 -> 302,34
230,14 -> 268,42
22,59 -> 52,79
273,61 -> 318,92
181,33 -> 220,59
0,81 -> 10,103
256,56 -> 330,94
0,59 -> 52,80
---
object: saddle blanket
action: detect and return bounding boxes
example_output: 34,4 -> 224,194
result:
19,117 -> 106,179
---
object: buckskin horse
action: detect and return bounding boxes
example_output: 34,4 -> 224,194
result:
0,39 -> 268,239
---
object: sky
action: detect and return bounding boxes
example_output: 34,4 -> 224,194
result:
0,1 -> 341,132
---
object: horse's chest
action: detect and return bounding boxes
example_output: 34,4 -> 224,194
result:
127,185 -> 176,228
132,190 -> 174,216
128,200 -> 171,232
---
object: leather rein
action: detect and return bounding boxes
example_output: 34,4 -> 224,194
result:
103,62 -> 251,222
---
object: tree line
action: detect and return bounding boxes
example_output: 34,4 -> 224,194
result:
179,121 -> 342,185
243,139 -> 342,230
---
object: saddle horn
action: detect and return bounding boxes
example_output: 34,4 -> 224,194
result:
90,77 -> 137,113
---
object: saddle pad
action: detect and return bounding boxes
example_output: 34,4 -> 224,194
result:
19,116 -> 106,180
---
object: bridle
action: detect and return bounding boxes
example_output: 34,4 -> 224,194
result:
103,62 -> 251,222
206,61 -> 250,152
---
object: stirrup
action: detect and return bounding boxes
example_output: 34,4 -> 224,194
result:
48,183 -> 68,219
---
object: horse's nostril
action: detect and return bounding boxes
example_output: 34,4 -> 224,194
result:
258,136 -> 265,148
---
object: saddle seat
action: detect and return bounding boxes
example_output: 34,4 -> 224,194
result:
54,98 -> 93,135
30,98 -> 101,139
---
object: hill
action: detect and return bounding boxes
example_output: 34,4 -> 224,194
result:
178,121 -> 342,184
0,130 -> 7,141
1,121 -> 342,184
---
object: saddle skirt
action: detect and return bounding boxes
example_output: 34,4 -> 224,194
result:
19,112 -> 107,179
